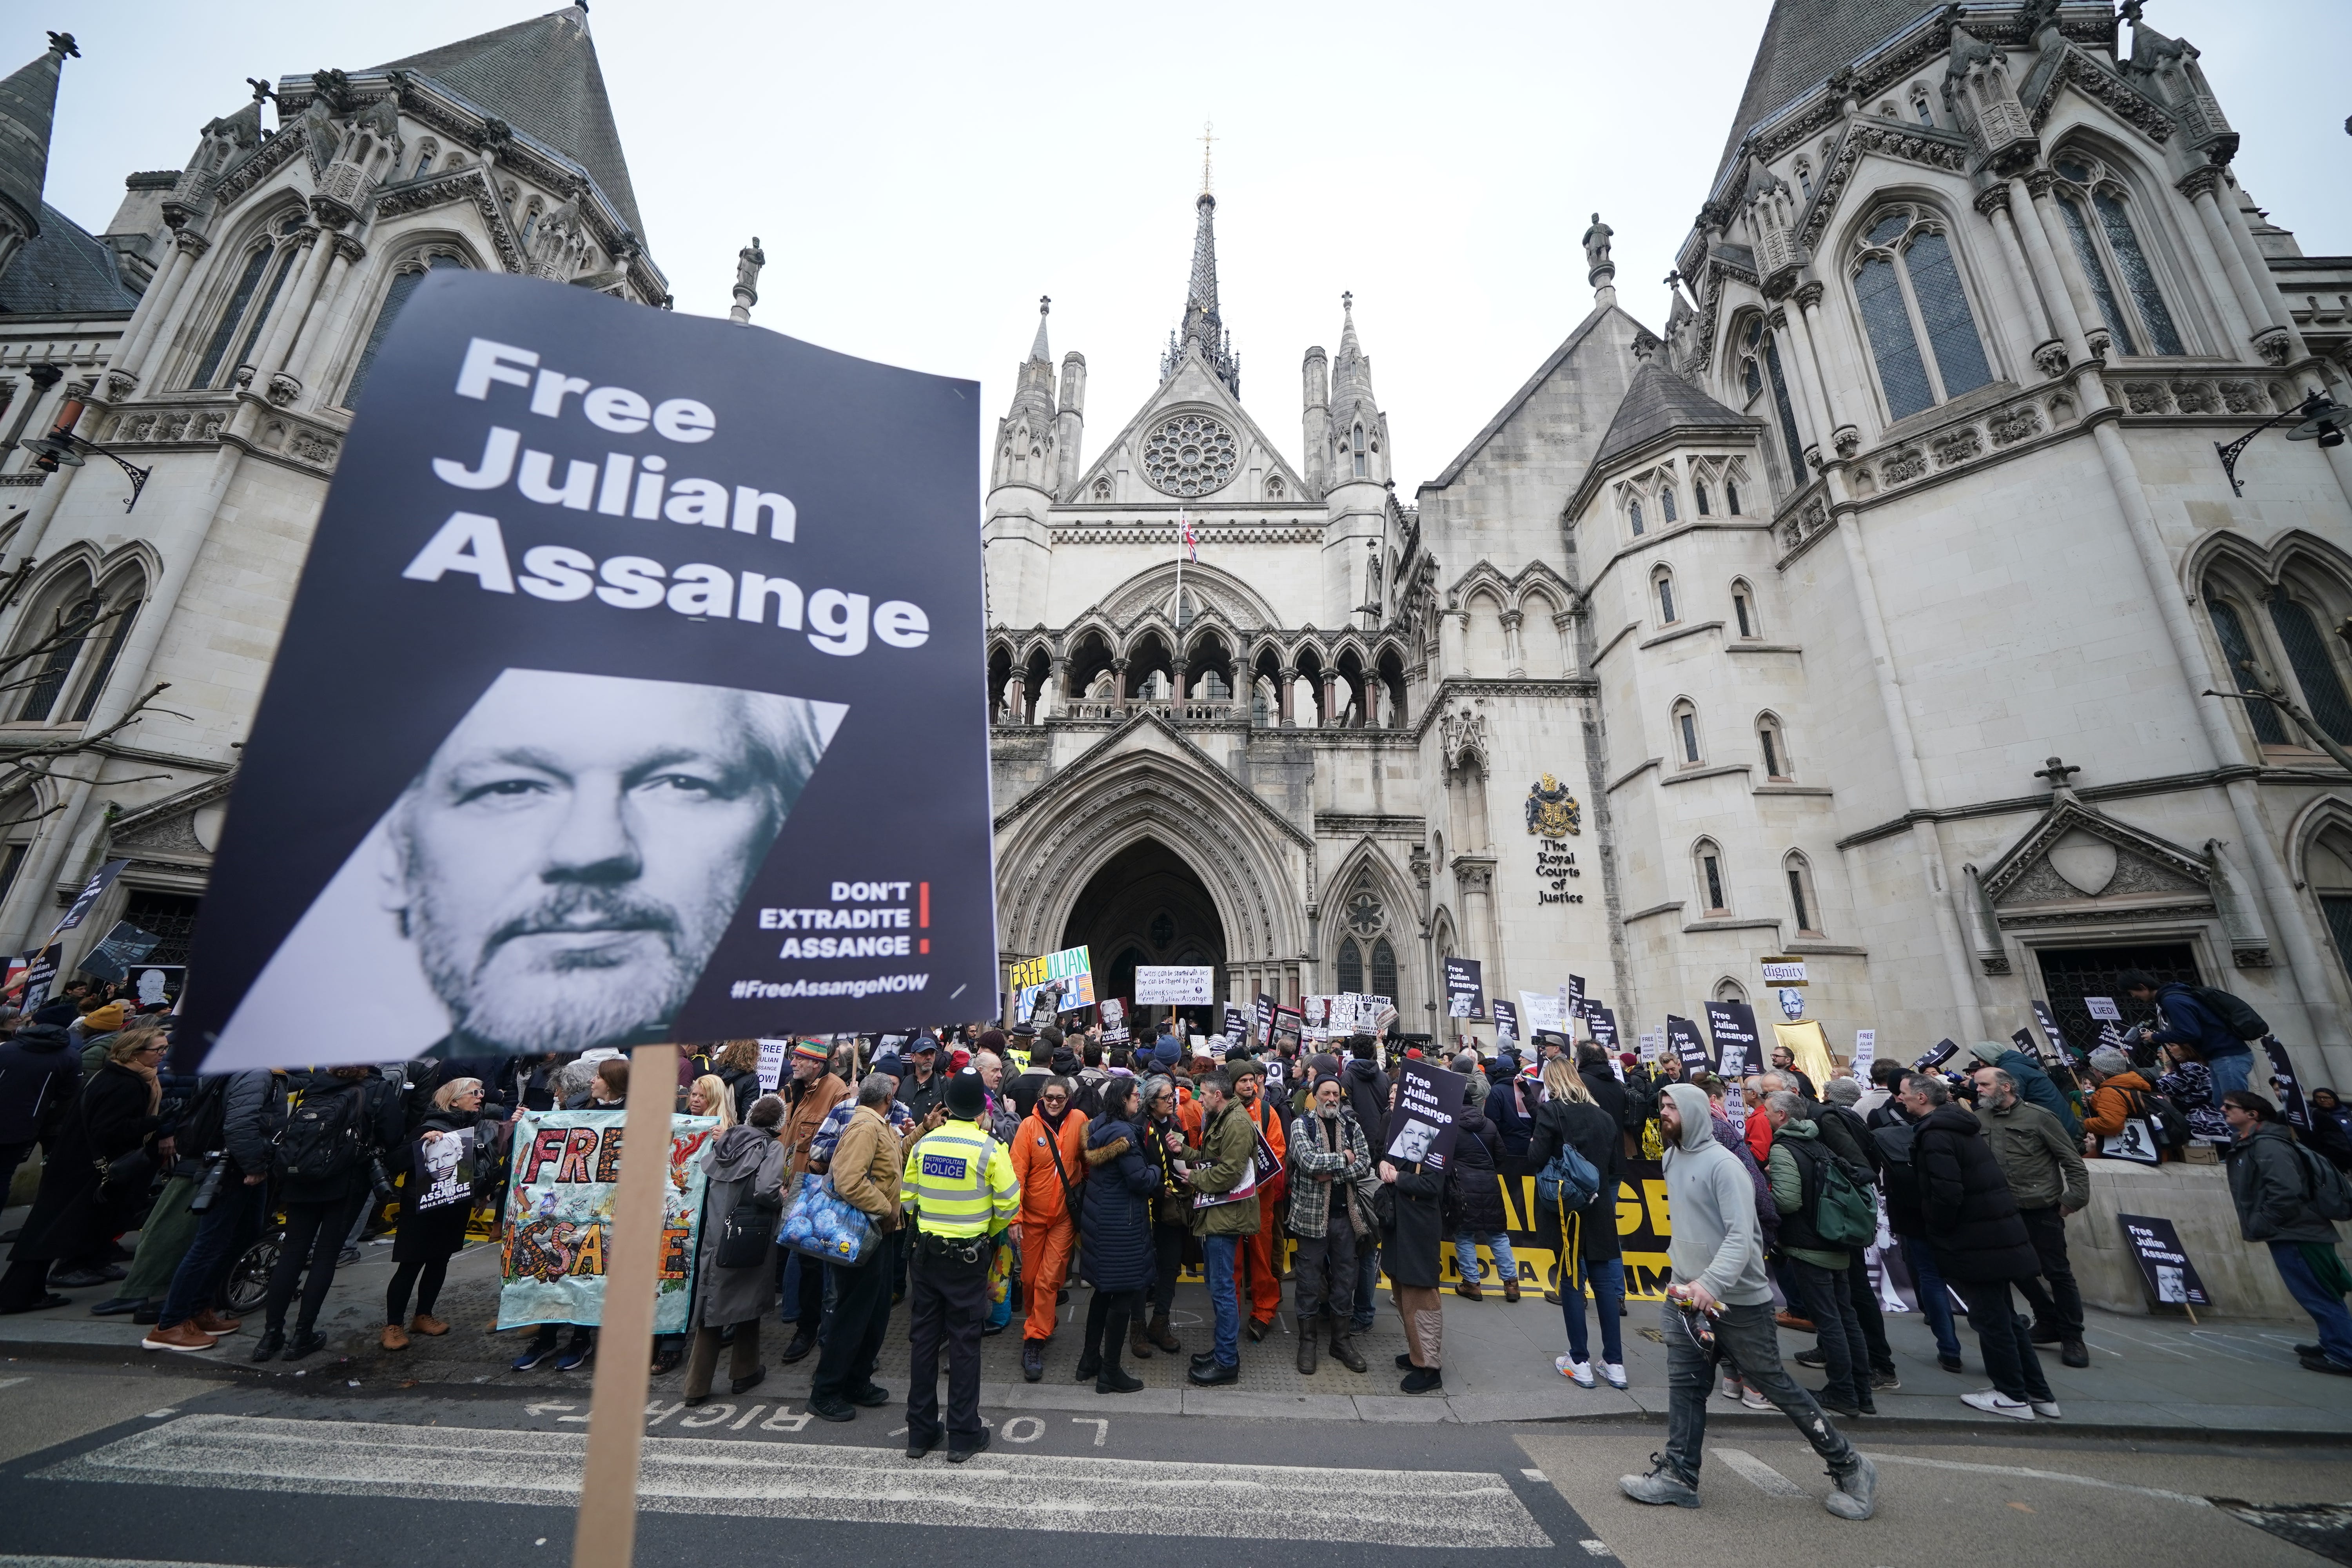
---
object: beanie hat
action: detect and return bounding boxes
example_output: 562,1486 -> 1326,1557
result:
81,1003 -> 128,1034
1312,1074 -> 1341,1094
790,1039 -> 829,1064
871,1053 -> 906,1080
1151,1037 -> 1180,1071
1823,1076 -> 1862,1107
975,1029 -> 1006,1056
949,1047 -> 971,1071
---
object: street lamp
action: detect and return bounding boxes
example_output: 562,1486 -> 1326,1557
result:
2214,390 -> 2348,497
20,395 -> 153,512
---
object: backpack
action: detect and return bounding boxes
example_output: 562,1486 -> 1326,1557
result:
2125,1088 -> 2193,1151
2184,984 -> 2267,1042
1535,1124 -> 1602,1212
176,1074 -> 232,1158
275,1084 -> 365,1183
1809,1149 -> 1879,1249
2296,1139 -> 2352,1223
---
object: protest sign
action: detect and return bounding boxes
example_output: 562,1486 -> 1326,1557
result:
1492,998 -> 1519,1044
2011,1027 -> 2042,1065
2265,1036 -> 2313,1131
1222,1003 -> 1248,1041
15,944 -> 61,1009
413,1125 -> 478,1212
1702,1001 -> 1760,1074
1518,991 -> 1570,1036
1270,1005 -> 1303,1055
1638,1029 -> 1661,1063
1759,957 -> 1807,985
1567,975 -> 1586,1018
1098,996 -> 1130,1045
1136,965 -> 1214,1005
1665,1014 -> 1709,1074
755,1038 -> 789,1094
1011,946 -> 1094,1018
1254,994 -> 1273,1042
1772,1020 -> 1833,1088
175,271 -> 992,1073
2085,996 -> 2121,1022
2118,1213 -> 2210,1311
53,858 -> 127,938
1387,1057 -> 1470,1171
1443,957 -> 1484,1019
498,1110 -> 720,1331
2030,1000 -> 2070,1063
1586,1004 -> 1620,1054
1852,1029 -> 1877,1076
78,920 -> 162,985
1913,1037 -> 1959,1071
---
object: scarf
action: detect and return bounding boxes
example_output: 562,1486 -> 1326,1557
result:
120,1056 -> 162,1115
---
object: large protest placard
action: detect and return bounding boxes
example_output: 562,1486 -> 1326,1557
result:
1135,965 -> 1214,1005
2118,1213 -> 2211,1310
755,1038 -> 789,1095
1492,998 -> 1519,1044
174,271 -> 992,1073
1703,1001 -> 1760,1074
498,1110 -> 720,1331
1443,957 -> 1484,1019
1010,946 -> 1094,1019
2264,1036 -> 2314,1131
1386,1057 -> 1470,1171
1517,991 -> 1570,1036
1586,1004 -> 1621,1054
412,1125 -> 479,1212
1664,1014 -> 1709,1074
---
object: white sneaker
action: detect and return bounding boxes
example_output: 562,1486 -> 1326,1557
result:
1601,1362 -> 1628,1390
1719,1374 -> 1744,1401
2031,1400 -> 2062,1419
1740,1386 -> 1772,1410
1961,1389 -> 2035,1419
1557,1356 -> 1596,1387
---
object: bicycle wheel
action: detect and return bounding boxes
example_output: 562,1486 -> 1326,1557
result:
223,1235 -> 280,1316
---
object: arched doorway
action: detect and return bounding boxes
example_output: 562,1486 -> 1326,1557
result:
1062,838 -> 1226,1036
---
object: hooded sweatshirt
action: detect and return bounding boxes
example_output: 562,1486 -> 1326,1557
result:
1660,1082 -> 1772,1306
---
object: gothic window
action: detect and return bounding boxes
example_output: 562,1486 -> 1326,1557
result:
1627,496 -> 1644,536
1673,699 -> 1702,766
1731,579 -> 1757,638
1911,86 -> 1935,126
1370,937 -> 1398,999
1794,160 -> 1813,201
1694,479 -> 1711,516
1695,839 -> 1730,915
1851,205 -> 1994,421
2051,153 -> 2185,357
191,217 -> 305,391
1758,712 -> 1790,778
1092,477 -> 1111,500
1713,977 -> 1749,1004
1149,909 -> 1177,948
1660,483 -> 1679,524
1267,475 -> 1284,499
14,590 -> 99,722
1726,476 -> 1742,514
9,563 -> 143,726
346,254 -> 467,407
2307,828 -> 2352,991
1653,566 -> 1677,625
1352,422 -> 1367,478
521,202 -> 543,244
411,142 -> 437,178
2204,582 -> 2288,744
2268,590 -> 2352,742
1742,316 -> 1807,481
1337,937 -> 1365,994
1786,851 -> 1822,934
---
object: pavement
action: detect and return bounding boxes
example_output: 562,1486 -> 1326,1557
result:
7,1194 -> 2352,1438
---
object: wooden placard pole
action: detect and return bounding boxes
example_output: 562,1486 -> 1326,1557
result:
572,1042 -> 679,1568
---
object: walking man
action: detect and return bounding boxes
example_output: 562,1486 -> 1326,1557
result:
901,1070 -> 1020,1461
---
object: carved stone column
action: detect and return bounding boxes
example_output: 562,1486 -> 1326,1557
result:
1319,671 -> 1339,729
1004,671 -> 1026,725
1974,185 -> 2065,378
2177,165 -> 2274,360
1499,608 -> 1525,677
1277,666 -> 1297,728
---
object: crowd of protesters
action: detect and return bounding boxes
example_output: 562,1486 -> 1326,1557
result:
2,970 -> 2349,1498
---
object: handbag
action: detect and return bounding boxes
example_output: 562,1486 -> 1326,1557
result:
717,1191 -> 781,1268
777,1171 -> 881,1267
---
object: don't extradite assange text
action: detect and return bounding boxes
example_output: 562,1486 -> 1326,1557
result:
180,271 -> 994,1071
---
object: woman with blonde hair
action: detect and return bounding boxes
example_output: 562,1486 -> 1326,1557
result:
713,1040 -> 763,1122
688,1074 -> 738,1131
1528,1051 -> 1626,1388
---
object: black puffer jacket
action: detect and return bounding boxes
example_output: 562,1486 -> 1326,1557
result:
0,1023 -> 78,1144
1527,1096 -> 1624,1262
1446,1102 -> 1508,1236
1913,1102 -> 2037,1282
1345,1056 -> 1390,1149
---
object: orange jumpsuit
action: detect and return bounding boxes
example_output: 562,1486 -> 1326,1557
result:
1232,1091 -> 1287,1325
1009,1107 -> 1089,1343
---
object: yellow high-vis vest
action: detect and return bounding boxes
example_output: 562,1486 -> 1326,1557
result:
902,1120 -> 1020,1238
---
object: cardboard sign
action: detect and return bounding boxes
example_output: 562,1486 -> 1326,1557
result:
1702,1001 -> 1760,1075
177,271 -> 995,1072
15,944 -> 61,1010
1586,1004 -> 1620,1054
2265,1036 -> 2313,1131
2030,1000 -> 2069,1063
1269,1005 -> 1303,1054
498,1111 -> 720,1331
2119,1213 -> 2210,1308
1387,1057 -> 1470,1171
1913,1037 -> 1959,1071
1221,1003 -> 1248,1042
1254,993 -> 1273,1042
1518,990 -> 1570,1036
1638,1029 -> 1662,1063
1443,956 -> 1484,1019
1851,1029 -> 1876,1075
1759,957 -> 1807,985
1665,1014 -> 1710,1074
755,1038 -> 789,1094
1566,975 -> 1586,1021
1099,996 -> 1130,1045
1135,965 -> 1213,1005
1492,998 -> 1519,1044
1011,946 -> 1094,1018
78,920 -> 162,985
2085,996 -> 2122,1022
412,1125 -> 478,1212
53,858 -> 128,938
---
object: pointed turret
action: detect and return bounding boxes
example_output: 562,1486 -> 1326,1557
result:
1321,292 -> 1391,625
1161,142 -> 1240,397
985,297 -> 1064,628
0,31 -> 76,284
1327,292 -> 1387,489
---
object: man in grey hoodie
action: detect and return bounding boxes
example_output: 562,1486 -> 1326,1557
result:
1621,1083 -> 1877,1521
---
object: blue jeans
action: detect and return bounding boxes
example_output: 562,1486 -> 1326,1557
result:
1902,1236 -> 1963,1360
2206,1052 -> 2253,1098
1202,1235 -> 1240,1367
1661,1298 -> 1857,1489
1353,1243 -> 1382,1330
156,1177 -> 268,1330
1453,1232 -> 1517,1285
2272,1241 -> 2352,1366
1561,1254 -> 1624,1365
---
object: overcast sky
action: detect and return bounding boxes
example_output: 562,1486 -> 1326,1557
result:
28,2 -> 2350,495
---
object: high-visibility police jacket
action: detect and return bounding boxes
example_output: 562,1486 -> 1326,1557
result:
901,1119 -> 1020,1238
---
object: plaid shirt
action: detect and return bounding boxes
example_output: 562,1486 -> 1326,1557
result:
810,1096 -> 913,1166
1285,1106 -> 1375,1238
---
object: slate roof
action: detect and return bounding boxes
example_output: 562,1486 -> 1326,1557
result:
375,4 -> 642,235
0,39 -> 66,240
1713,0 -> 1941,179
1590,359 -> 1756,470
0,202 -> 139,316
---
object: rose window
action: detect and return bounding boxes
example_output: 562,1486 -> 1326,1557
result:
1142,413 -> 1238,497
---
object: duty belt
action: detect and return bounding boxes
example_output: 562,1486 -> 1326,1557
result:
916,1229 -> 989,1265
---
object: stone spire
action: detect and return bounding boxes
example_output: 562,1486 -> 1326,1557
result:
994,296 -> 1059,492
1162,127 -> 1240,397
0,31 -> 76,282
1327,292 -> 1385,490
1029,292 -> 1052,363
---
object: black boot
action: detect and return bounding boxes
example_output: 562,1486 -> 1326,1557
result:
1297,1318 -> 1319,1374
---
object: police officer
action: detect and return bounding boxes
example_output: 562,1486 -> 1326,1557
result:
901,1068 -> 1020,1461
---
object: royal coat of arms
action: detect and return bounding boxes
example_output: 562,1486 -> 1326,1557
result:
1525,774 -> 1581,838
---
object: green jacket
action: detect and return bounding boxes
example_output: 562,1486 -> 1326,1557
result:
1187,1102 -> 1262,1238
1978,1097 -> 2089,1212
1764,1118 -> 1848,1270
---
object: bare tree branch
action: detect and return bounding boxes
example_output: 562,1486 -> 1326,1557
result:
0,682 -> 173,797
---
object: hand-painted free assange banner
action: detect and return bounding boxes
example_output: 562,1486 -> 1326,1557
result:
175,269 -> 993,1073
497,1111 -> 720,1332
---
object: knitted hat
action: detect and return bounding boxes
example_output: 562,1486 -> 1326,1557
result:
791,1039 -> 829,1064
81,1003 -> 128,1034
950,1047 -> 971,1071
946,1069 -> 986,1118
1151,1037 -> 1180,1070
871,1053 -> 906,1080
975,1029 -> 1007,1056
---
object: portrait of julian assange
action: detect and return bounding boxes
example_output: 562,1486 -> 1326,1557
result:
209,668 -> 845,1069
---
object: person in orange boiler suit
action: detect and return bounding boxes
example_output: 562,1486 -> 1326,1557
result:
1009,1076 -> 1089,1381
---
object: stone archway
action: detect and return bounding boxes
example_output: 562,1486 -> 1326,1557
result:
1062,838 -> 1227,1034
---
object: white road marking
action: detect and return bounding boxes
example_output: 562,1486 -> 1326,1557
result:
1521,1468 -> 1548,1482
38,1415 -> 1552,1547
0,1378 -> 30,1391
1714,1447 -> 1805,1497
1577,1541 -> 1612,1557
1000,1417 -> 1044,1443
142,1411 -> 175,1420
0,1559 -> 267,1568
1071,1418 -> 1108,1447
1865,1453 -> 2211,1506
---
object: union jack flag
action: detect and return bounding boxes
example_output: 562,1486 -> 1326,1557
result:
1180,510 -> 1198,563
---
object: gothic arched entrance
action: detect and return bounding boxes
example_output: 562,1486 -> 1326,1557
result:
1062,838 -> 1227,1034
